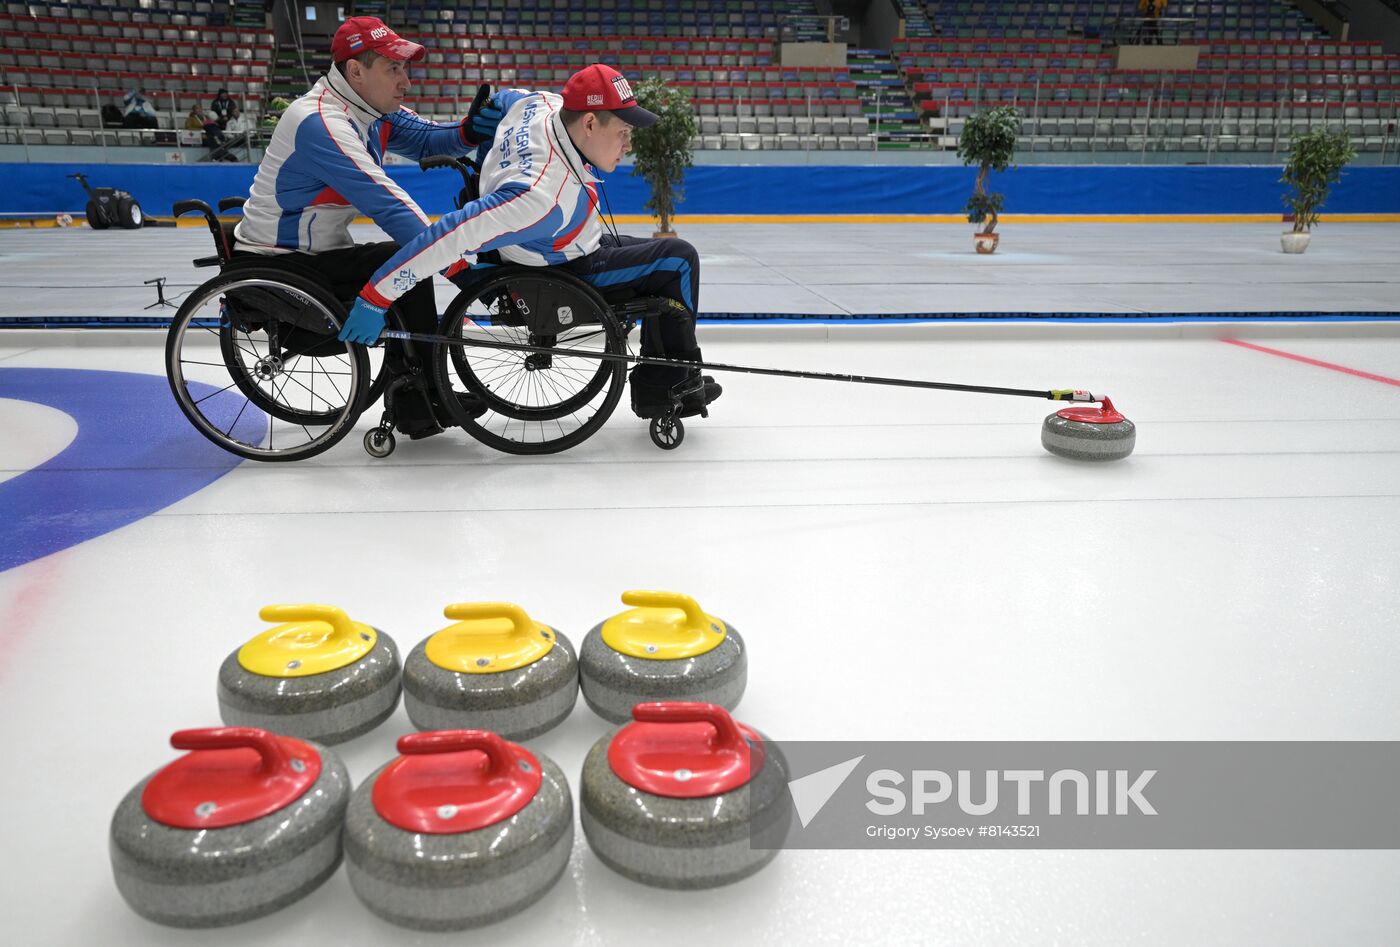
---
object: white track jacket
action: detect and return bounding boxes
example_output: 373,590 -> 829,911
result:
234,67 -> 471,254
359,88 -> 602,308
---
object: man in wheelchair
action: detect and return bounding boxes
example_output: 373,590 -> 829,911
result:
337,63 -> 721,423
229,15 -> 503,439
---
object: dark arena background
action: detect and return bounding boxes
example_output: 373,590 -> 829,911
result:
2,1 -> 1398,944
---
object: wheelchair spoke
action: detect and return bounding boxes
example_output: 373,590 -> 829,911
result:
317,357 -> 348,407
222,394 -> 253,440
276,353 -> 345,413
500,363 -> 532,407
536,368 -> 573,408
193,379 -> 241,406
227,327 -> 265,363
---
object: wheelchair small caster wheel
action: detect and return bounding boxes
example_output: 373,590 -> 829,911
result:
364,428 -> 396,458
649,415 -> 684,450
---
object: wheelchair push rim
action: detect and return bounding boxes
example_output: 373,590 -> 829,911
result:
165,273 -> 369,462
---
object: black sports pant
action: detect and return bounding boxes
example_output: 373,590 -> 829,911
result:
558,233 -> 701,381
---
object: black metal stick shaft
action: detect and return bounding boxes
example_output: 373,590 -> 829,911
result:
380,329 -> 1098,403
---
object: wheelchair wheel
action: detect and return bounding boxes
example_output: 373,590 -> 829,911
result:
433,269 -> 626,455
217,257 -> 389,419
166,270 -> 369,462
219,304 -> 351,426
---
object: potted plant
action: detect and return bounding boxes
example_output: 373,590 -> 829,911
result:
956,105 -> 1020,254
1280,127 -> 1355,254
629,76 -> 697,238
263,96 -> 291,128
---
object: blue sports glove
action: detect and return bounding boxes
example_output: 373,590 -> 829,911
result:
338,297 -> 387,345
463,83 -> 503,145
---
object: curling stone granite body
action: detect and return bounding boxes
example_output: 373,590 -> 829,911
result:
217,605 -> 401,745
343,732 -> 574,931
579,703 -> 787,889
1041,398 -> 1136,461
578,591 -> 746,724
110,729 -> 350,928
402,604 -> 579,740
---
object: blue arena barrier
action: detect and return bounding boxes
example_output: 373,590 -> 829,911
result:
2,162 -> 1398,218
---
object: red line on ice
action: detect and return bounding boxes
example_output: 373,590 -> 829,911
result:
1221,338 -> 1400,389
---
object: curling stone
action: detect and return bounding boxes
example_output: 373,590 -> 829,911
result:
578,590 -> 745,724
580,702 -> 787,889
110,727 -> 350,928
343,730 -> 574,930
217,604 -> 401,744
1041,395 -> 1136,461
402,602 -> 578,740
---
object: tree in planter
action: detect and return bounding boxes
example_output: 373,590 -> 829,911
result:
263,96 -> 291,127
629,77 -> 697,236
1281,127 -> 1355,234
955,105 -> 1020,245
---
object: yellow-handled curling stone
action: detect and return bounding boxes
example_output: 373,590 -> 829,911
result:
109,726 -> 351,927
342,729 -> 574,930
580,702 -> 787,888
402,602 -> 578,740
578,591 -> 746,723
217,604 -> 401,744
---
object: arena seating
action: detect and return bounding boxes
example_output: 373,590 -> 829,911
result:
397,31 -> 866,152
896,34 -> 1400,152
921,0 -> 1326,41
0,5 -> 274,149
395,0 -> 788,38
1,0 -> 1393,155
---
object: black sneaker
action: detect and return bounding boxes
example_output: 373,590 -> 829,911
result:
629,364 -> 689,419
403,422 -> 444,441
679,375 -> 721,418
451,391 -> 487,420
430,391 -> 488,426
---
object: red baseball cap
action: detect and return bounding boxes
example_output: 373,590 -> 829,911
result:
561,63 -> 658,127
331,16 -> 425,64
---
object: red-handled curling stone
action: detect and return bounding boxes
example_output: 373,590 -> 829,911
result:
342,730 -> 574,930
109,727 -> 351,927
580,702 -> 787,889
371,730 -> 543,833
1041,394 -> 1136,461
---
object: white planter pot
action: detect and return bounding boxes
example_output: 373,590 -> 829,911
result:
1280,231 -> 1311,254
973,232 -> 1000,254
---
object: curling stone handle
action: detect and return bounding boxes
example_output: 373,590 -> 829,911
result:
621,590 -> 708,630
442,602 -> 534,637
169,727 -> 292,774
258,604 -> 356,642
397,730 -> 514,773
1049,389 -> 1099,403
630,702 -> 746,750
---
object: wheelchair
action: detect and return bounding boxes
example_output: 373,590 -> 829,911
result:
165,170 -> 702,463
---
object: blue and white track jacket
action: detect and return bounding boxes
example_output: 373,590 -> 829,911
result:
359,89 -> 602,307
234,67 -> 472,255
